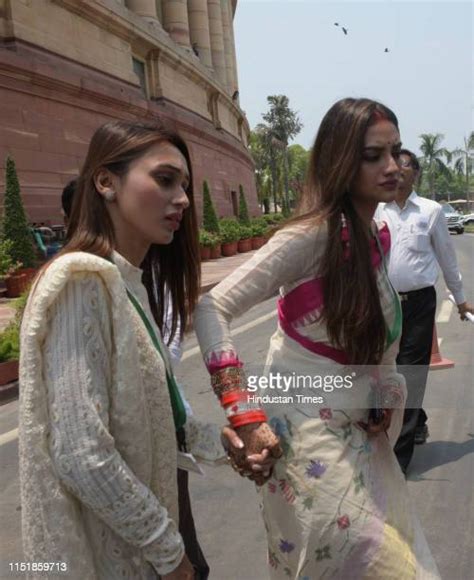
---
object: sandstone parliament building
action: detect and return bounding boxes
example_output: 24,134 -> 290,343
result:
0,0 -> 257,223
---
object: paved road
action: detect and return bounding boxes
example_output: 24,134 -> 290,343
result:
1,234 -> 473,579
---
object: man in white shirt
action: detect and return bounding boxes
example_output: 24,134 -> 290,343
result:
376,148 -> 473,474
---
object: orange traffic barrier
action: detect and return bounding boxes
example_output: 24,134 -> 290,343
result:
429,324 -> 454,370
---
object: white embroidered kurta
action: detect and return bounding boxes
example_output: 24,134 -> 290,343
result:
194,223 -> 440,580
19,252 -> 183,580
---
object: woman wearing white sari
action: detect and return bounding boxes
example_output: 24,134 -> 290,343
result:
194,98 -> 440,579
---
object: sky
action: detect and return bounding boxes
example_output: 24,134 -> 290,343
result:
234,1 -> 473,156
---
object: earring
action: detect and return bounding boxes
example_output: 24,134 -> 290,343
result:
104,190 -> 116,202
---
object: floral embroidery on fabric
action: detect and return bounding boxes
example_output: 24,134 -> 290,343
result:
319,407 -> 333,421
337,515 -> 351,530
315,545 -> 332,561
268,549 -> 281,570
279,539 -> 296,554
279,479 -> 296,504
353,472 -> 365,494
305,460 -> 327,479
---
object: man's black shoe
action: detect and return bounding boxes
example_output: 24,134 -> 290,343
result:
414,424 -> 429,445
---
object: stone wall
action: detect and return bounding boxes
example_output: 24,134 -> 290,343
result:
0,0 -> 257,223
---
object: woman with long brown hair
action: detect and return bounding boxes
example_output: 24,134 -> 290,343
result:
19,120 -> 202,579
194,98 -> 440,578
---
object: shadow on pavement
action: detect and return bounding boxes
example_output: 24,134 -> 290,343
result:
408,433 -> 474,479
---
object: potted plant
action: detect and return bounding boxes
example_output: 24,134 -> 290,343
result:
199,229 -> 218,261
0,322 -> 20,385
202,180 -> 221,259
238,224 -> 253,253
0,239 -> 25,298
0,291 -> 26,386
250,218 -> 268,250
219,218 -> 241,257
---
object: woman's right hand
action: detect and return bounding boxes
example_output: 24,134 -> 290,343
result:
162,554 -> 194,580
222,422 -> 282,485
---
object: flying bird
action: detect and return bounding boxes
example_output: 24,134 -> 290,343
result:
334,22 -> 339,26
384,48 -> 389,52
342,27 -> 348,35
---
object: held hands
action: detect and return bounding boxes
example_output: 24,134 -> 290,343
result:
358,409 -> 393,435
457,301 -> 474,321
222,422 -> 283,486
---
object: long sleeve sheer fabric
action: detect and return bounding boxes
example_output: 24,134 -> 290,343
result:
44,273 -> 183,577
194,224 -> 320,371
19,252 -> 182,580
45,275 -> 183,574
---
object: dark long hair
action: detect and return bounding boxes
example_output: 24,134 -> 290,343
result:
64,119 -> 200,344
285,98 -> 399,365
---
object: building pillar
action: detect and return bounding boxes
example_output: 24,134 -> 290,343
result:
162,0 -> 192,48
126,0 -> 161,22
227,0 -> 239,97
155,0 -> 163,22
188,0 -> 213,69
207,0 -> 227,87
220,0 -> 235,94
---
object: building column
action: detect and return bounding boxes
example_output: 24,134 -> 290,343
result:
155,0 -> 163,22
220,0 -> 235,94
188,0 -> 213,69
126,0 -> 161,22
162,0 -> 192,48
227,0 -> 239,97
207,0 -> 227,87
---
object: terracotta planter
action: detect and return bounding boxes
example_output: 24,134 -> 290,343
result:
221,241 -> 238,257
5,273 -> 28,298
0,359 -> 19,386
238,239 -> 252,253
18,267 -> 37,284
200,245 -> 211,261
251,236 -> 266,250
210,244 -> 222,260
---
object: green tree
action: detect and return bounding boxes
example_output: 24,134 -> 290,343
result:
248,130 -> 271,213
2,156 -> 35,268
451,132 -> 474,204
288,144 -> 309,204
202,180 -> 220,234
254,123 -> 283,213
238,184 -> 250,225
263,95 -> 303,212
419,134 -> 451,199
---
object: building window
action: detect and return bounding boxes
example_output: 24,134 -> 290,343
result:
231,190 -> 238,217
132,57 -> 147,96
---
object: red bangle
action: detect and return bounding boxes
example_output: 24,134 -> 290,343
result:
229,410 -> 268,428
221,389 -> 248,407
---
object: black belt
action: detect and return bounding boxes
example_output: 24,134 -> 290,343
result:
398,286 -> 434,301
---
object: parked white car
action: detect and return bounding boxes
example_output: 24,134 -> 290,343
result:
462,213 -> 474,225
441,204 -> 464,234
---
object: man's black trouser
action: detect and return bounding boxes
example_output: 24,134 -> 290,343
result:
394,286 -> 436,473
177,428 -> 210,580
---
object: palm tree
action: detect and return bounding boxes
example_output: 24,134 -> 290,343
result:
451,132 -> 474,204
263,95 -> 303,212
248,131 -> 271,213
419,133 -> 451,199
254,123 -> 284,212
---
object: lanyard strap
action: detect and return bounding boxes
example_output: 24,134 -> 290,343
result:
126,289 -> 187,431
374,231 -> 402,349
